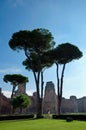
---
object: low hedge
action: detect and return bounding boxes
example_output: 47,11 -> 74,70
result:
0,114 -> 34,121
52,114 -> 86,121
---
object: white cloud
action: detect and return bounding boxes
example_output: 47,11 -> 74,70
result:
2,90 -> 11,98
26,90 -> 35,96
0,68 -> 22,74
2,90 -> 35,98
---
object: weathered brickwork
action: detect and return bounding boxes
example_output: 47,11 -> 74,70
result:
0,81 -> 86,114
0,88 -> 11,114
43,82 -> 86,114
43,81 -> 57,114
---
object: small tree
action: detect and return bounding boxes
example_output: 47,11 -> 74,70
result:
3,74 -> 28,98
11,94 -> 30,113
50,43 -> 83,115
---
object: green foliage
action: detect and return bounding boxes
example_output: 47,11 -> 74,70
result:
3,74 -> 29,98
9,28 -> 55,53
11,96 -> 18,109
53,43 -> 83,64
50,43 -> 83,115
29,28 -> 55,53
3,74 -> 28,84
9,28 -> 55,75
8,28 -> 56,117
9,30 -> 31,51
23,52 -> 54,72
11,94 -> 30,111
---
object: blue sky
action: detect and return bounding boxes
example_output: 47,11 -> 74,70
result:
0,0 -> 86,98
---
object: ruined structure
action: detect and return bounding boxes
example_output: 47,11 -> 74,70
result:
43,81 -> 86,114
0,81 -> 86,114
61,96 -> 78,113
0,88 -> 11,114
19,81 -> 86,114
43,81 -> 57,114
14,83 -> 26,96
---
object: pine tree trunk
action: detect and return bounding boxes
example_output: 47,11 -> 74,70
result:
36,97 -> 42,118
33,71 -> 42,118
57,96 -> 61,115
11,85 -> 16,98
41,71 -> 44,114
56,63 -> 66,115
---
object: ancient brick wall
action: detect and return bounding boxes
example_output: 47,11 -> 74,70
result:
0,81 -> 86,115
43,81 -> 57,114
0,90 -> 11,114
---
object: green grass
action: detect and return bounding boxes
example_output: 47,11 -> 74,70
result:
0,119 -> 86,130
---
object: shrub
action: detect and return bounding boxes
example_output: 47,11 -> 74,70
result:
0,114 -> 34,121
66,117 -> 73,122
52,114 -> 86,121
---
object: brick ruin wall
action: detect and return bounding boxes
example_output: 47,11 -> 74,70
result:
0,82 -> 86,114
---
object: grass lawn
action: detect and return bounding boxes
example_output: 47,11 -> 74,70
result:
0,119 -> 86,130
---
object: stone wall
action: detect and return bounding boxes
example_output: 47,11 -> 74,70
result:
14,83 -> 26,97
0,88 -> 11,114
43,81 -> 86,114
43,81 -> 57,114
0,81 -> 86,114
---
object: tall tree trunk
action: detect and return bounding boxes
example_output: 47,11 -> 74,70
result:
56,63 -> 66,115
41,71 -> 44,99
56,63 -> 60,115
60,64 -> 66,98
33,71 -> 42,118
41,71 -> 44,114
59,64 -> 66,115
25,50 -> 43,118
11,84 -> 16,98
58,95 -> 61,115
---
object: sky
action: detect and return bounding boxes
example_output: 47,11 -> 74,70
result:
0,0 -> 86,99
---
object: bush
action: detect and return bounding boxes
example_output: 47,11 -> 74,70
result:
52,114 -> 86,121
0,114 -> 34,121
66,117 -> 73,122
35,115 -> 44,119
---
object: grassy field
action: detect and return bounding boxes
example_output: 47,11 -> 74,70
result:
0,119 -> 86,130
